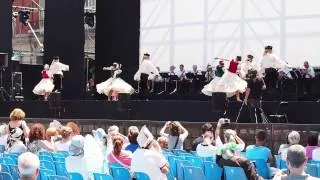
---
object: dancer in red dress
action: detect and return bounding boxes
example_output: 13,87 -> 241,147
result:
33,64 -> 55,100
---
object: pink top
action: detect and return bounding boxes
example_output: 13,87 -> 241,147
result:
228,59 -> 238,73
306,146 -> 318,159
107,151 -> 132,167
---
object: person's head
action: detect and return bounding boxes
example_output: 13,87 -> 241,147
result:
179,64 -> 184,71
304,61 -> 309,69
52,56 -> 59,62
45,127 -> 57,141
247,55 -> 254,62
169,121 -> 181,136
265,45 -> 273,53
143,53 -> 150,60
108,125 -> 119,137
192,65 -> 198,72
201,123 -> 213,135
157,136 -> 168,149
287,131 -> 300,145
169,65 -> 176,72
18,152 -> 40,180
66,122 -> 80,137
44,64 -> 49,70
207,65 -> 213,72
223,129 -> 237,143
69,135 -> 85,156
203,131 -> 214,145
112,135 -> 124,156
29,123 -> 45,143
59,126 -> 72,140
10,108 -> 26,121
255,130 -> 267,145
219,60 -> 224,67
9,127 -> 24,142
236,56 -> 242,62
286,145 -> 307,172
307,133 -> 318,146
248,69 -> 258,79
128,126 -> 139,145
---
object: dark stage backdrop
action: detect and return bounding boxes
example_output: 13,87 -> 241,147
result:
0,0 -> 13,89
95,0 -> 140,86
44,0 -> 85,99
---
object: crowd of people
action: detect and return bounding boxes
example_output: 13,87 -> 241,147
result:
1,108 -> 320,179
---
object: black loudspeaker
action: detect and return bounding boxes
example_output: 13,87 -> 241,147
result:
0,53 -> 8,68
48,92 -> 61,108
212,92 -> 227,112
117,93 -> 131,111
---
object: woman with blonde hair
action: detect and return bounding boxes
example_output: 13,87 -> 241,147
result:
7,108 -> 30,146
27,123 -> 55,154
55,126 -> 72,151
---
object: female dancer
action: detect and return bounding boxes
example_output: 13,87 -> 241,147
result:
201,60 -> 224,96
32,64 -> 54,101
202,56 -> 247,101
96,62 -> 134,101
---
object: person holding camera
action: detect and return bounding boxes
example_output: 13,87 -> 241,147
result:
244,69 -> 266,123
159,121 -> 189,151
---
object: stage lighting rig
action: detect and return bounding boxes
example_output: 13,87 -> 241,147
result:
85,12 -> 95,27
18,10 -> 30,26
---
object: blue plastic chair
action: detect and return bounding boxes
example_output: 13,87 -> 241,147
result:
135,172 -> 151,180
166,170 -> 175,180
176,160 -> 192,180
57,151 -> 70,157
274,155 -> 281,169
40,160 -> 56,171
0,164 -> 10,174
224,166 -> 248,180
251,159 -> 270,179
92,173 -> 113,180
39,151 -> 52,157
0,157 -> 15,165
38,169 -> 55,180
110,167 -> 130,180
53,157 -> 66,163
9,165 -> 19,180
280,159 -> 287,169
306,163 -> 318,177
0,145 -> 5,153
202,157 -> 215,162
69,172 -> 84,180
183,166 -> 205,180
54,162 -> 68,177
185,156 -> 203,168
3,154 -> 18,164
203,161 -> 222,180
172,149 -> 186,155
40,155 -> 54,162
0,172 -> 13,180
167,155 -> 184,178
47,175 -> 70,180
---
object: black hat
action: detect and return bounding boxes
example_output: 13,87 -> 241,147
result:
143,53 -> 150,57
236,56 -> 242,61
52,56 -> 59,59
247,54 -> 254,59
265,45 -> 273,50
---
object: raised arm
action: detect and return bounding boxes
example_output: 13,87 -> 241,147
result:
176,122 -> 188,140
159,121 -> 171,137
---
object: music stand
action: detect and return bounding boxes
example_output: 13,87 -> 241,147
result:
168,75 -> 179,95
269,101 -> 289,123
158,72 -> 169,95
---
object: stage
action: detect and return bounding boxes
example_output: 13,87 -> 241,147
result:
0,100 -> 319,124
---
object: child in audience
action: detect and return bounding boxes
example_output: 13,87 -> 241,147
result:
157,136 -> 169,149
7,108 -> 30,145
196,131 -> 217,157
107,135 -> 132,168
159,121 -> 189,151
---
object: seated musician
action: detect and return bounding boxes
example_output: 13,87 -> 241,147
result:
301,61 -> 315,95
189,65 -> 203,95
167,65 -> 178,93
177,64 -> 189,96
205,65 -> 215,83
148,66 -> 163,93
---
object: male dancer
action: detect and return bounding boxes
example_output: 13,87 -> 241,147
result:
49,56 -> 69,92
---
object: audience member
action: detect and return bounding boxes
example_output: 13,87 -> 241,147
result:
0,124 -> 8,146
66,135 -> 89,180
192,123 -> 214,151
27,123 -> 55,154
246,130 -> 273,163
132,126 -> 169,180
18,152 -> 40,180
216,142 -> 263,180
159,121 -> 189,151
305,133 -> 319,160
196,131 -> 217,158
45,127 -> 58,146
278,131 -> 300,160
55,126 -> 72,151
273,145 -> 317,180
66,121 -> 80,137
7,127 -> 27,154
107,135 -> 132,168
7,108 -> 30,145
312,135 -> 320,161
125,126 -> 139,153
157,136 -> 169,149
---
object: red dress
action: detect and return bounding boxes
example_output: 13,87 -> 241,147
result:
41,70 -> 49,79
228,59 -> 238,73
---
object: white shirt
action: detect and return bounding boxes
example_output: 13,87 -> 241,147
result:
304,67 -> 315,78
49,61 -> 69,76
196,144 -> 217,157
66,156 -> 89,180
131,149 -> 168,180
55,140 -> 71,151
0,135 -> 8,146
8,141 -> 26,154
176,70 -> 186,78
260,53 -> 287,69
139,60 -> 159,76
240,61 -> 256,78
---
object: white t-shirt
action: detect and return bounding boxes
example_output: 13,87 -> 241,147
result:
131,149 -> 168,180
139,60 -> 159,76
0,135 -> 8,146
8,141 -> 26,154
66,156 -> 89,180
55,140 -> 71,152
196,144 -> 217,158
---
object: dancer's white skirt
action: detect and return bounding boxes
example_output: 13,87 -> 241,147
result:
202,71 -> 247,97
32,78 -> 55,95
96,78 -> 134,95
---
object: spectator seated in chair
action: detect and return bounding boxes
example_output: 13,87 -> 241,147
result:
18,152 -> 40,180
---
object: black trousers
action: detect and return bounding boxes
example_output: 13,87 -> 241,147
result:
248,98 -> 262,123
303,78 -> 313,94
53,74 -> 62,92
264,68 -> 278,89
140,73 -> 149,100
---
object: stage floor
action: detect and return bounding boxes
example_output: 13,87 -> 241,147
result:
0,100 -> 319,124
